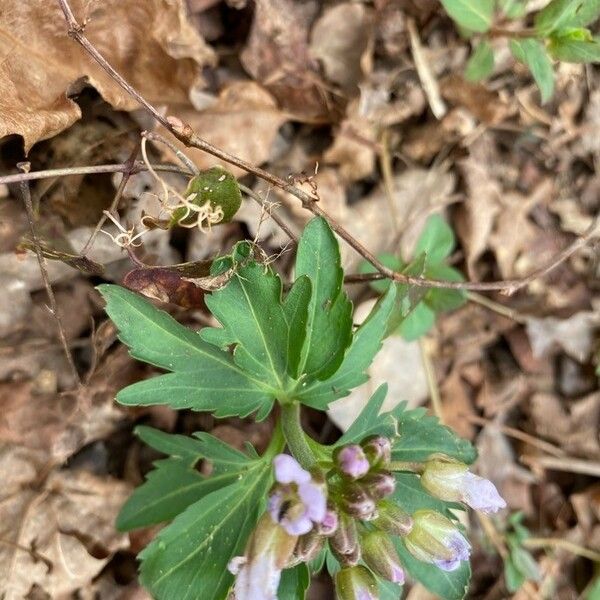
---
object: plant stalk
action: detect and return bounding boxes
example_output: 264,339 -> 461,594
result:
281,402 -> 316,470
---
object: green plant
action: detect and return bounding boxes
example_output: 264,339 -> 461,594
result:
441,0 -> 600,102
503,513 -> 541,592
359,215 -> 466,341
101,217 -> 505,599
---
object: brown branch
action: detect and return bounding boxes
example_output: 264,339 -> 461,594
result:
18,163 -> 82,388
0,162 -> 191,185
55,0 -> 600,293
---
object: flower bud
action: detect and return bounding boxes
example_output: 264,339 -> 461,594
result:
360,471 -> 396,500
292,531 -> 324,564
421,454 -> 506,514
362,531 -> 405,584
317,508 -> 339,536
340,483 -> 377,520
373,500 -> 413,537
330,513 -> 359,556
334,566 -> 378,600
335,445 -> 370,479
361,436 -> 392,468
405,510 -> 470,572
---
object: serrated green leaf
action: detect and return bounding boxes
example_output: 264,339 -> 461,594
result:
283,275 -> 313,378
395,537 -> 471,600
393,411 -> 477,463
415,215 -> 457,266
118,427 -> 257,531
440,0 -> 494,32
117,369 -> 274,419
336,384 -> 390,445
297,286 -> 396,409
535,0 -> 587,35
571,0 -> 600,26
549,36 -> 600,62
117,458 -> 240,531
140,462 -> 271,600
295,217 -> 353,380
278,563 -> 310,599
398,302 -> 436,341
499,0 -> 528,19
510,39 -> 555,103
203,260 -> 304,387
99,285 -> 274,418
465,41 -> 495,81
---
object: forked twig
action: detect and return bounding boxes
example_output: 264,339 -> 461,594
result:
53,0 -> 600,293
17,163 -> 81,387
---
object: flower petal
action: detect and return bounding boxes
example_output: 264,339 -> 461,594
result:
273,454 -> 310,485
298,481 -> 327,523
462,472 -> 507,513
281,513 -> 313,536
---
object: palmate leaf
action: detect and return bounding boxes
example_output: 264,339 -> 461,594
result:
202,248 -> 311,387
337,384 -> 476,464
139,461 -> 272,600
117,426 -> 256,531
98,285 -> 275,418
297,285 -> 396,409
295,217 -> 353,380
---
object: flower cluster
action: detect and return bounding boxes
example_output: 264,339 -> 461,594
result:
228,440 -> 506,600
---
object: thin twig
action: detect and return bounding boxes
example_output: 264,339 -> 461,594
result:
521,455 -> 600,478
467,292 -> 528,324
143,131 -> 199,176
17,163 -> 81,388
0,162 -> 191,185
344,272 -> 387,284
523,538 -> 600,563
419,338 -> 444,423
407,17 -> 447,120
463,414 -> 565,458
80,147 -> 139,256
55,0 -> 600,294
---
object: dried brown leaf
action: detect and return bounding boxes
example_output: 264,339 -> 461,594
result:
164,81 -> 287,176
0,0 -> 214,150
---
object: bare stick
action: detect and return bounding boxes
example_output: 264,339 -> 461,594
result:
0,162 -> 191,185
55,0 -> 600,293
521,455 -> 600,478
80,147 -> 139,256
18,163 -> 81,387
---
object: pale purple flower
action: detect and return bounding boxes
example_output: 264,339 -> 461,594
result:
268,454 -> 326,535
336,445 -> 370,479
319,509 -> 339,536
461,472 -> 507,513
433,531 -> 471,572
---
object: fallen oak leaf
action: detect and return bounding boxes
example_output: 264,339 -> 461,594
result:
0,0 -> 215,150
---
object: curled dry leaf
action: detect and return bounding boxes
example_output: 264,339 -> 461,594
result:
310,2 -> 374,94
0,457 -> 130,600
163,81 -> 287,176
0,0 -> 214,150
240,0 -> 331,121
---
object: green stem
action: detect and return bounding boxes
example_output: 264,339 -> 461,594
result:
264,420 -> 286,459
280,402 -> 316,470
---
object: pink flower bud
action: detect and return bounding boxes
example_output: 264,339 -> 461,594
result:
360,471 -> 396,500
362,531 -> 405,584
361,435 -> 392,468
335,445 -> 371,479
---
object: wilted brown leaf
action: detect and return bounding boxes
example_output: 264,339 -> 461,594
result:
164,81 -> 287,176
0,0 -> 214,150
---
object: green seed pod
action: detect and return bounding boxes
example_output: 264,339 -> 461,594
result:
171,166 -> 241,228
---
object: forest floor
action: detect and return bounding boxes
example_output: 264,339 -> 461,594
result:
0,1 -> 599,598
